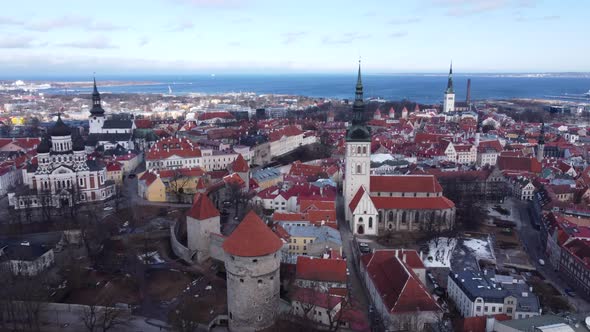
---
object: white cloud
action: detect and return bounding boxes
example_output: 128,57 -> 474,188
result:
322,33 -> 371,45
389,31 -> 408,38
389,18 -> 421,25
281,31 -> 306,44
26,15 -> 127,31
430,0 -> 539,17
0,36 -> 36,48
56,36 -> 118,49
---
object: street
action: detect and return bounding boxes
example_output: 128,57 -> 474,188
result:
511,198 -> 590,312
335,195 -> 371,322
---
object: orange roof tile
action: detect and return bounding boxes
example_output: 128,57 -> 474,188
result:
187,193 -> 220,220
223,211 -> 283,257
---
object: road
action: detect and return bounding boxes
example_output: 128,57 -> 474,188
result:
335,195 -> 370,320
511,198 -> 590,312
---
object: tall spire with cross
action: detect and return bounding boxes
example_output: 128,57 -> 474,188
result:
446,61 -> 454,94
346,60 -> 371,142
90,76 -> 105,116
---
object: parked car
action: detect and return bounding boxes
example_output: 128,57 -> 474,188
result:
565,288 -> 577,297
538,259 -> 545,266
358,242 -> 371,253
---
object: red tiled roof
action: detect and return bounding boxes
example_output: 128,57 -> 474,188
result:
300,200 -> 335,212
139,171 -> 159,186
497,156 -> 541,173
296,256 -> 347,283
187,193 -> 220,220
146,137 -> 201,160
223,211 -> 283,257
370,175 -> 442,193
291,287 -> 342,310
371,196 -> 454,210
197,111 -> 234,121
269,125 -> 303,142
106,162 -> 122,172
349,186 -> 366,212
157,167 -> 205,178
361,250 -> 440,313
134,119 -> 152,129
230,154 -> 249,172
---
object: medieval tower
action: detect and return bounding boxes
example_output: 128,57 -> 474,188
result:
443,63 -> 455,113
222,211 -> 283,332
344,61 -> 371,224
186,193 -> 221,264
88,78 -> 105,134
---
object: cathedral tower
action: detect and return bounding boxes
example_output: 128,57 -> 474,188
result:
443,63 -> 455,113
344,61 -> 371,225
89,77 -> 105,134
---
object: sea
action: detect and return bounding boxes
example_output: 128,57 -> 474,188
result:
31,74 -> 590,104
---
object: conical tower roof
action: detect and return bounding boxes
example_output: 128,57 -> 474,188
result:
223,211 -> 282,257
187,193 -> 219,220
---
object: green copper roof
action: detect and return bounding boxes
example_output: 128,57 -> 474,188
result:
347,60 -> 371,142
445,62 -> 454,94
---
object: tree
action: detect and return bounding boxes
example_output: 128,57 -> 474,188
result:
168,169 -> 192,203
83,301 -> 127,332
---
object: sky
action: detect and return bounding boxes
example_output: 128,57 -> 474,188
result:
0,0 -> 588,75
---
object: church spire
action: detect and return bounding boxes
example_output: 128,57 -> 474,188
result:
445,61 -> 454,94
352,59 -> 365,125
346,60 -> 371,142
538,121 -> 545,145
90,76 -> 105,116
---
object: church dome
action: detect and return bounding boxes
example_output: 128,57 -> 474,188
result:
50,115 -> 72,137
36,137 -> 51,153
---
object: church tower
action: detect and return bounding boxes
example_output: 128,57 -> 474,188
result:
344,61 -> 371,224
537,122 -> 545,162
89,78 -> 105,134
443,63 -> 455,113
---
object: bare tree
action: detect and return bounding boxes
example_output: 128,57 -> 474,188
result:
168,169 -> 191,203
83,301 -> 127,332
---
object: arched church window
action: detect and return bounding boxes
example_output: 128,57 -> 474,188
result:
356,164 -> 361,174
368,217 -> 373,228
358,217 -> 363,223
401,211 -> 407,224
388,211 -> 394,222
363,146 -> 367,154
357,146 -> 361,154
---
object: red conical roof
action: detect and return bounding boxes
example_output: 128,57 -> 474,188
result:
223,211 -> 283,257
196,177 -> 207,190
231,154 -> 249,172
187,193 -> 219,220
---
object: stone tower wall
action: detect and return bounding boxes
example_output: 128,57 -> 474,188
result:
225,251 -> 281,332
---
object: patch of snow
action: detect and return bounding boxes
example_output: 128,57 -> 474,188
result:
463,238 -> 494,260
139,251 -> 165,264
424,237 -> 457,268
371,153 -> 394,163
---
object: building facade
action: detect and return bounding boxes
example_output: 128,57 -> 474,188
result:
9,116 -> 115,209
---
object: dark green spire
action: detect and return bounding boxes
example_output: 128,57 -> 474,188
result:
445,62 -> 454,94
90,76 -> 105,116
346,60 -> 371,142
352,60 -> 365,125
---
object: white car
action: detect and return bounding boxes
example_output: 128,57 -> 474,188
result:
103,206 -> 114,211
538,259 -> 545,266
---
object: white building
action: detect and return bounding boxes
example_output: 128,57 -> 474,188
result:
9,115 -> 116,209
447,269 -> 541,319
87,79 -> 135,150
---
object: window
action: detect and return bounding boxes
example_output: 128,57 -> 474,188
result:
252,259 -> 258,263
240,279 -> 244,283
368,217 -> 373,228
356,164 -> 361,174
362,146 -> 367,154
357,146 -> 361,154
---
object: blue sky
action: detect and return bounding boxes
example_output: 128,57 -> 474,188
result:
0,0 -> 588,75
